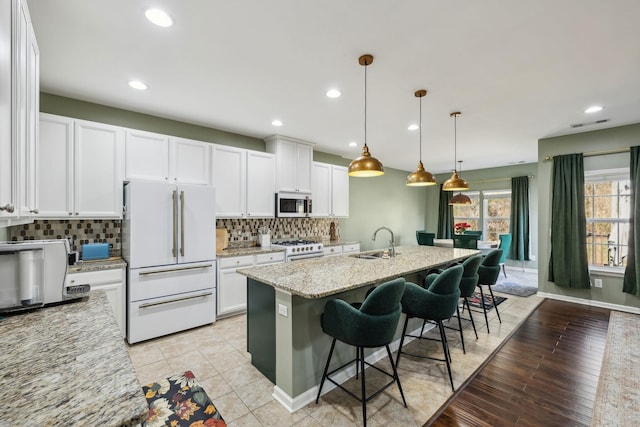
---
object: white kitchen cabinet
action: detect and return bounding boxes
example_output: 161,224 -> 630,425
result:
0,0 -> 39,225
265,135 -> 313,193
323,243 -> 360,257
342,243 -> 360,254
323,245 -> 343,257
37,114 -> 124,218
217,251 -> 284,318
211,145 -> 275,218
66,268 -> 126,338
311,162 -> 349,217
171,137 -> 211,185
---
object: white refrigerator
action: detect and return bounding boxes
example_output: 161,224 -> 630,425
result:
123,180 -> 216,344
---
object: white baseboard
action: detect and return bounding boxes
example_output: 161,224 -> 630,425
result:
504,265 -> 538,274
272,322 -> 433,413
537,291 -> 640,315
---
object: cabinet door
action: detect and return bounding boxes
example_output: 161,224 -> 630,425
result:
74,120 -> 124,218
211,145 -> 245,217
331,166 -> 349,217
295,143 -> 312,193
171,137 -> 211,185
178,184 -> 216,264
217,268 -> 248,317
274,139 -> 298,192
0,0 -> 11,217
24,23 -> 39,216
246,151 -> 275,217
125,129 -> 170,181
311,162 -> 331,217
38,114 -> 74,217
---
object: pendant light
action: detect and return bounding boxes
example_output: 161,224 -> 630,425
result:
348,54 -> 384,177
443,111 -> 469,191
449,161 -> 472,205
406,90 -> 436,186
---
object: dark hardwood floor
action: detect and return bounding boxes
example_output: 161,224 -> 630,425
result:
428,299 -> 611,427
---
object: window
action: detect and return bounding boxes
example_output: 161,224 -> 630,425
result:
452,191 -> 480,231
483,190 -> 511,241
584,169 -> 630,268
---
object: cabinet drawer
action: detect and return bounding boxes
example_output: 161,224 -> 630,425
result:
219,255 -> 254,269
323,246 -> 343,256
255,252 -> 285,265
127,289 -> 215,344
66,268 -> 124,286
342,244 -> 361,254
128,262 -> 215,301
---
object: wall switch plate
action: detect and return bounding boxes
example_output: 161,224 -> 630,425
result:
278,304 -> 288,317
594,278 -> 603,288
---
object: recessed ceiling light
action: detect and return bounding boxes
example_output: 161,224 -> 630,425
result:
348,141 -> 358,147
145,8 -> 173,27
408,124 -> 419,131
326,89 -> 341,98
272,119 -> 283,127
128,80 -> 148,90
585,105 -> 603,114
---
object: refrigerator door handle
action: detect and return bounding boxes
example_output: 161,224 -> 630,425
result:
172,190 -> 178,258
180,190 -> 185,257
138,264 -> 214,277
138,291 -> 213,309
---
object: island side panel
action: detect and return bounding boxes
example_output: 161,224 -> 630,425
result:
247,278 -> 276,383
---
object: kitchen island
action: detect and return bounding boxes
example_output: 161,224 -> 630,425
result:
237,245 -> 477,412
0,291 -> 148,426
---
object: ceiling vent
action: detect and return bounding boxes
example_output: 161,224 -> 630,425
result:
570,119 -> 610,128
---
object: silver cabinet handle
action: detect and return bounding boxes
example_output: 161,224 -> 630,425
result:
30,209 -> 39,214
0,204 -> 15,213
172,190 -> 178,258
180,190 -> 185,257
139,291 -> 213,309
138,264 -> 213,277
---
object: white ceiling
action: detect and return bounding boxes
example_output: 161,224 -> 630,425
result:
26,0 -> 640,174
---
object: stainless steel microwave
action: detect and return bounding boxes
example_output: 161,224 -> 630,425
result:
275,192 -> 312,218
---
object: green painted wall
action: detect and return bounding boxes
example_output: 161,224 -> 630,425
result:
40,93 -> 265,151
538,123 -> 640,309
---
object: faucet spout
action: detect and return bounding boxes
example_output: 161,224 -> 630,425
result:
372,227 -> 396,257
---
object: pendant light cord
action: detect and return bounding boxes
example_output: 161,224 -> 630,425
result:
364,60 -> 368,147
419,96 -> 422,161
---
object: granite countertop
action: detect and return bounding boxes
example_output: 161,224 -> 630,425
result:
68,257 -> 127,273
216,246 -> 285,258
0,291 -> 148,426
237,245 -> 477,299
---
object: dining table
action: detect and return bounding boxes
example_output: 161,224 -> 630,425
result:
434,238 -> 499,254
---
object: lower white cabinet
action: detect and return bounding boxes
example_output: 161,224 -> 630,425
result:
66,268 -> 125,338
217,251 -> 284,318
323,243 -> 360,257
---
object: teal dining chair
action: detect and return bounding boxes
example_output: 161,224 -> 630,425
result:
463,230 -> 483,239
498,234 -> 512,278
452,234 -> 479,249
416,230 -> 435,246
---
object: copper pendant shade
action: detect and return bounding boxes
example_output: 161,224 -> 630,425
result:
406,90 -> 436,186
348,54 -> 384,177
443,112 -> 469,191
449,160 -> 472,205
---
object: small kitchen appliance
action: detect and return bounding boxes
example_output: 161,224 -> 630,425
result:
275,192 -> 312,218
0,239 -> 89,314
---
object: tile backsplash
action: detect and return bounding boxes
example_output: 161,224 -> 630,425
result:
216,218 -> 341,248
7,220 -> 121,254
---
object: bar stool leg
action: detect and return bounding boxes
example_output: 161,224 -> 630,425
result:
395,316 -> 410,368
385,345 -> 407,407
437,321 -> 455,391
488,285 -> 502,323
456,305 -> 466,354
478,286 -> 490,333
464,297 -> 478,339
359,346 -> 367,426
315,338 -> 336,404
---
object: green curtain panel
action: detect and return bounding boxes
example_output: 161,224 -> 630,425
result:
623,146 -> 640,296
548,153 -> 590,288
437,184 -> 453,239
509,176 -> 530,261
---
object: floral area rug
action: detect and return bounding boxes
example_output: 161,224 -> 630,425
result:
467,291 -> 506,311
142,371 -> 226,427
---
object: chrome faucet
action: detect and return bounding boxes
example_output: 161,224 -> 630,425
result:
372,227 -> 396,257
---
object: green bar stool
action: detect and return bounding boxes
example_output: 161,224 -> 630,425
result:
477,249 -> 503,333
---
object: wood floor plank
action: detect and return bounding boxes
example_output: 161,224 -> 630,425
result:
427,299 -> 610,427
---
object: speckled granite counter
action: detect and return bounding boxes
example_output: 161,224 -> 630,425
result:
67,257 -> 127,273
0,291 -> 147,426
216,246 -> 285,258
238,245 -> 477,298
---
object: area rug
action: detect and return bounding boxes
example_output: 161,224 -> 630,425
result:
142,371 -> 227,427
591,311 -> 640,427
492,281 -> 538,297
467,292 -> 506,311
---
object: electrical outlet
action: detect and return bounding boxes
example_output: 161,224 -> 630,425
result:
530,255 -> 536,261
278,304 -> 288,317
594,278 -> 603,288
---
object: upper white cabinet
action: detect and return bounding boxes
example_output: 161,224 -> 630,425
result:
125,130 -> 210,185
38,114 -> 124,218
265,135 -> 312,193
0,0 -> 39,225
211,144 -> 275,218
311,162 -> 349,217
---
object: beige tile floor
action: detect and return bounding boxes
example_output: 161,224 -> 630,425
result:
127,268 -> 540,426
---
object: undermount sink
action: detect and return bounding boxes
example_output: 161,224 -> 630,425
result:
350,251 -> 388,260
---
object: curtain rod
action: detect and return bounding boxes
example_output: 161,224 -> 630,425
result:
544,147 -> 630,161
469,175 -> 534,185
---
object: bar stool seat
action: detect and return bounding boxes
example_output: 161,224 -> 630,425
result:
315,278 -> 407,426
